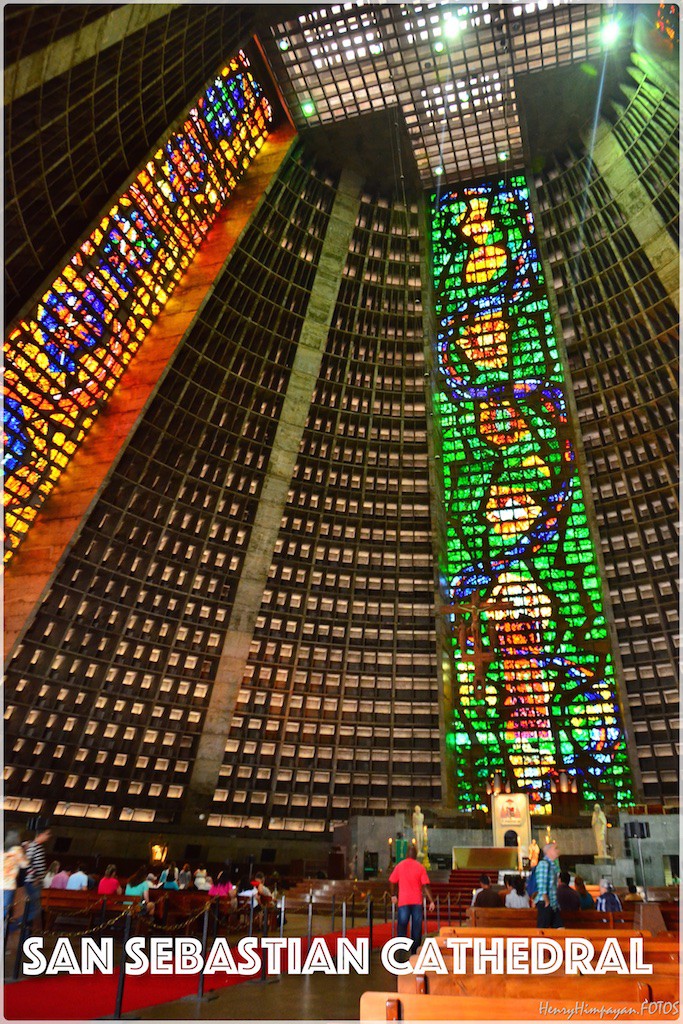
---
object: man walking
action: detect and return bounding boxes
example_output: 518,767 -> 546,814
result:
24,829 -> 51,929
534,840 -> 563,928
389,845 -> 435,955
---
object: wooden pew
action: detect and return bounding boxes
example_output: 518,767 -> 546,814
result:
41,890 -> 148,932
440,925 -> 650,940
397,971 -> 678,1002
41,890 -> 105,932
151,890 -> 264,935
360,992 -> 676,1020
659,904 -> 680,931
432,929 -> 679,964
466,906 -> 637,929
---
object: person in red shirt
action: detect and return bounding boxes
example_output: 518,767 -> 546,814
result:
97,864 -> 122,896
389,845 -> 435,954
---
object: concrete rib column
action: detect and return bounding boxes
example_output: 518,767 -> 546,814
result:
185,167 -> 362,816
4,5 -> 179,101
588,119 -> 679,311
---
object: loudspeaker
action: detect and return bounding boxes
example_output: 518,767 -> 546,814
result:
624,821 -> 650,839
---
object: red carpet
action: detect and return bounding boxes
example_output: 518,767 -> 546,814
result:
4,924 -> 393,1019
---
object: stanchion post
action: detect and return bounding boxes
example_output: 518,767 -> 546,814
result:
423,895 -> 427,936
307,897 -> 313,952
248,896 -> 254,937
436,895 -> 441,933
12,899 -> 31,980
367,896 -> 373,950
113,910 -> 134,1018
212,897 -> 220,943
197,902 -> 211,1000
279,894 -> 285,939
447,893 -> 451,927
260,898 -> 269,983
391,896 -> 396,938
351,893 -> 355,929
341,899 -> 347,939
331,893 -> 335,934
383,893 -> 388,924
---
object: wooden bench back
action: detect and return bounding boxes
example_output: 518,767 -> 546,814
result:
360,992 -> 676,1021
397,971 -> 666,1001
440,926 -> 650,940
466,907 -> 637,929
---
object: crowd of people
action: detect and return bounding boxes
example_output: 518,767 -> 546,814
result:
471,841 -> 636,928
3,827 -> 279,933
471,870 -> 605,910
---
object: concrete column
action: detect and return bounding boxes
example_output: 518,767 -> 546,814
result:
588,119 -> 679,311
5,5 -> 179,102
185,168 -> 362,815
418,192 -> 456,813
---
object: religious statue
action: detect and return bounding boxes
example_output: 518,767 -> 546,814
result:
528,838 -> 540,868
592,802 -> 608,859
421,823 -> 431,870
412,805 -> 424,858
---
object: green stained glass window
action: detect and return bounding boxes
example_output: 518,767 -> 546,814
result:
431,178 -> 633,814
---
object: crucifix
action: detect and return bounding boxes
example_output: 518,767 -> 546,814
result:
443,593 -> 515,695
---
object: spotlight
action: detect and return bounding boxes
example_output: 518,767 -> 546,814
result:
600,19 -> 620,46
434,165 -> 444,177
301,100 -> 316,118
278,39 -> 290,51
497,150 -> 509,162
444,18 -> 464,39
433,40 -> 445,53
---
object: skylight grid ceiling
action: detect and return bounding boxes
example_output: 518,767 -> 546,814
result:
266,2 -> 614,186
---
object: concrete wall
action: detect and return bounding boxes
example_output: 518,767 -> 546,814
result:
6,818 -> 331,876
334,814 -> 406,879
617,813 -> 680,887
334,814 -> 648,876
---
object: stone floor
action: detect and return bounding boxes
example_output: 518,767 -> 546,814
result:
130,949 -> 393,1021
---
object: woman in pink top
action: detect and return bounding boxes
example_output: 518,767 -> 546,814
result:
208,871 -> 235,900
97,864 -> 122,895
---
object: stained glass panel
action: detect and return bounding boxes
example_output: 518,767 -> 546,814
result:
4,51 -> 272,561
432,177 -> 633,813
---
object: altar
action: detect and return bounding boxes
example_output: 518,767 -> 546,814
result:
452,846 -> 519,871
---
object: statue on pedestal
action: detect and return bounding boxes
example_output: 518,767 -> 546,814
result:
592,802 -> 608,859
421,823 -> 431,870
528,839 -> 540,868
412,805 -> 424,859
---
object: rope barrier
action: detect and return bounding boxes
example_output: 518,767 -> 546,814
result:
145,902 -> 215,933
39,908 -> 136,939
32,899 -> 222,940
32,889 -> 394,943
44,899 -> 105,921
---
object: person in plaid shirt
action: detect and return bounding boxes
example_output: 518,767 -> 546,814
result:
534,841 -> 563,928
